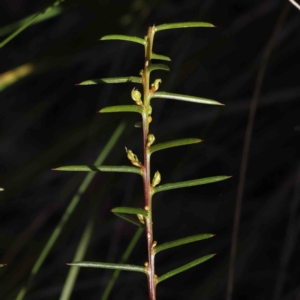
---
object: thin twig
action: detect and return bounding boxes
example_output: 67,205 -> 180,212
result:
289,0 -> 300,10
226,3 -> 290,300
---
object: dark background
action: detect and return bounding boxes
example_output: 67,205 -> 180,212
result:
0,0 -> 300,299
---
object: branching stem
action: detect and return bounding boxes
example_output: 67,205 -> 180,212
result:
142,26 -> 157,300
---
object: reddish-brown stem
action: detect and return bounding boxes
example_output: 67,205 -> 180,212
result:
142,26 -> 157,300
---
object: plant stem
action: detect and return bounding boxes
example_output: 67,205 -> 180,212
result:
142,26 -> 157,300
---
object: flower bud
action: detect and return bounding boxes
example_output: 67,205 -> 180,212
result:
152,171 -> 161,187
131,88 -> 143,105
147,134 -> 155,147
151,79 -> 162,92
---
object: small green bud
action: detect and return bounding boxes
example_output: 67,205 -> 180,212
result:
147,134 -> 155,147
131,88 -> 143,105
148,105 -> 152,116
151,79 -> 162,92
137,214 -> 145,224
125,147 -> 140,167
152,171 -> 161,187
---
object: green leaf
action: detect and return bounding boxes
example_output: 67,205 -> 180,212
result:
53,165 -> 142,176
149,138 -> 202,154
101,227 -> 143,300
68,261 -> 146,274
154,234 -> 214,254
149,64 -> 170,73
99,105 -> 143,114
152,92 -> 223,106
113,212 -> 143,227
0,188 -> 4,191
100,35 -> 145,45
154,176 -> 231,194
0,264 -> 7,267
155,22 -> 214,32
77,76 -> 142,85
151,53 -> 171,61
157,254 -> 215,284
112,207 -> 148,217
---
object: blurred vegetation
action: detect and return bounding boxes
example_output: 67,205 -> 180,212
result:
0,0 -> 300,300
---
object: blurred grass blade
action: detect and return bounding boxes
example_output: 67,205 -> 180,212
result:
59,207 -> 97,300
154,176 -> 232,194
99,105 -> 143,114
151,53 -> 171,61
0,0 -> 64,48
149,64 -> 170,73
155,22 -> 214,32
111,207 -> 148,217
102,227 -> 143,300
77,76 -> 142,85
68,261 -> 146,273
149,138 -> 202,154
100,35 -> 145,45
0,264 -> 7,267
112,210 -> 144,227
0,188 -> 4,191
54,165 -> 142,175
152,92 -> 223,105
157,254 -> 215,284
0,7 -> 62,37
154,234 -> 214,254
15,122 -> 126,300
0,63 -> 34,92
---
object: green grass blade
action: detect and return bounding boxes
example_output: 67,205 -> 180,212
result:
111,207 -> 148,217
0,7 -> 62,37
0,0 -> 64,48
53,165 -> 142,175
101,227 -> 143,300
149,64 -> 170,73
0,188 -> 4,191
154,176 -> 232,194
15,122 -> 126,300
151,53 -> 171,61
0,264 -> 7,267
157,254 -> 215,284
155,22 -> 214,32
152,92 -> 223,105
68,261 -> 146,273
149,138 -> 202,154
113,213 -> 143,227
77,76 -> 142,85
99,105 -> 143,114
100,35 -> 145,45
154,234 -> 214,254
59,209 -> 96,300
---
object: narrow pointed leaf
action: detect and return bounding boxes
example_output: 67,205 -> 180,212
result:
154,176 -> 231,194
151,53 -> 171,61
152,92 -> 223,105
157,254 -> 215,283
113,212 -> 144,227
154,234 -> 214,254
99,105 -> 143,114
68,261 -> 146,273
112,207 -> 148,217
149,138 -> 202,154
53,165 -> 142,176
155,22 -> 214,32
77,76 -> 142,85
149,64 -> 170,73
100,35 -> 145,45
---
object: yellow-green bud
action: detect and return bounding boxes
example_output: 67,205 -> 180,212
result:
152,171 -> 161,187
137,214 -> 145,224
147,134 -> 155,147
131,88 -> 143,105
151,79 -> 162,92
125,147 -> 140,167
